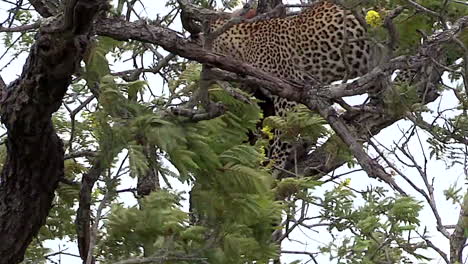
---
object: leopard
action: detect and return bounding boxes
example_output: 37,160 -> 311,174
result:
209,1 -> 372,175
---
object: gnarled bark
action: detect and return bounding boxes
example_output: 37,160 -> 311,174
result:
0,1 -> 106,263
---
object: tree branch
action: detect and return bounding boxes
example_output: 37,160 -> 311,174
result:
75,160 -> 104,264
0,21 -> 40,33
28,0 -> 60,18
311,98 -> 406,194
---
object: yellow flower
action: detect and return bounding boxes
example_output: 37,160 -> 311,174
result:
343,178 -> 351,186
337,178 -> 351,189
366,10 -> 382,27
261,125 -> 274,140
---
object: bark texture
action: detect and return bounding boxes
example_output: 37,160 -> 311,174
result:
0,1 -> 106,263
76,161 -> 104,264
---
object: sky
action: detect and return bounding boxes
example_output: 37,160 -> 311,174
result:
0,0 -> 465,263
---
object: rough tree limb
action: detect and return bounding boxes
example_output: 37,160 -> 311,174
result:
311,98 -> 407,194
0,1 -> 106,263
28,0 -> 60,18
76,160 -> 104,264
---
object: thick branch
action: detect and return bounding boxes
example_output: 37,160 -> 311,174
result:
0,22 -> 40,33
28,0 -> 60,17
76,161 -> 104,264
449,194 -> 468,263
310,99 -> 406,194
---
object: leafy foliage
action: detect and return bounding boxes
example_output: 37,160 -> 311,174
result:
263,104 -> 329,147
320,186 -> 426,263
0,0 -> 463,263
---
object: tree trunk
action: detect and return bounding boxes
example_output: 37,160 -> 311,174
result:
0,37 -> 75,264
0,1 -> 106,263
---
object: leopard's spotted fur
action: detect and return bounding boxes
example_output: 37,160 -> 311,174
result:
210,1 -> 371,173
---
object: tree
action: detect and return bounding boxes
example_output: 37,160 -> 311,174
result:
0,0 -> 467,263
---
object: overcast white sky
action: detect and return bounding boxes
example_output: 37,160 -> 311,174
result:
0,0 -> 465,263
